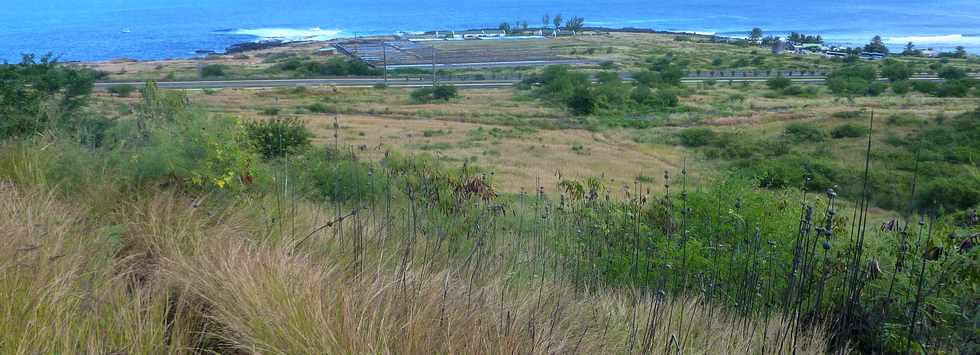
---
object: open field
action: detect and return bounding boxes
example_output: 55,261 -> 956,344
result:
6,29 -> 978,354
92,76 -> 977,202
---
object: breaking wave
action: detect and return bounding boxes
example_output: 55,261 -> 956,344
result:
229,27 -> 343,41
885,34 -> 980,46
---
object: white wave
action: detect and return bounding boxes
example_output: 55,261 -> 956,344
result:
670,30 -> 716,36
230,27 -> 342,41
885,34 -> 980,46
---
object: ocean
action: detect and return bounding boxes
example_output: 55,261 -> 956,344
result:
2,0 -> 979,62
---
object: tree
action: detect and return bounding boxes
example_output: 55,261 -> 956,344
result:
542,14 -> 550,33
880,60 -> 912,81
788,32 -> 802,43
864,35 -> 889,54
766,75 -> 792,90
750,28 -> 763,44
200,64 -> 226,78
565,16 -> 585,35
902,42 -> 920,56
553,14 -> 563,37
498,22 -> 511,34
938,66 -> 967,80
827,64 -> 878,98
955,46 -> 967,58
0,53 -> 96,139
566,86 -> 596,115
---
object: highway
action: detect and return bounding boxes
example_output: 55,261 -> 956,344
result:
94,74 -> 967,91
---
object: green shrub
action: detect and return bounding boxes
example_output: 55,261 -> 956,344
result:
918,176 -> 980,211
891,80 -> 911,95
866,82 -> 887,96
677,127 -> 717,147
0,53 -> 95,139
107,84 -> 136,97
630,85 -> 653,106
271,57 -> 380,76
831,123 -> 870,138
124,111 -> 257,191
935,79 -> 975,97
307,102 -> 335,113
745,154 -> 842,191
880,60 -> 912,81
410,85 -> 459,103
566,87 -> 598,115
766,75 -> 792,90
300,152 -> 386,202
887,113 -> 927,126
911,80 -> 939,94
651,89 -> 680,108
938,66 -> 968,80
827,64 -> 877,97
832,110 -> 865,119
200,64 -> 227,78
783,122 -> 826,141
244,117 -> 313,159
260,107 -> 281,116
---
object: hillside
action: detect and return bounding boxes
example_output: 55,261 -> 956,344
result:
2,34 -> 979,354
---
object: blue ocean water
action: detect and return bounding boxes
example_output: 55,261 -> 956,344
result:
2,0 -> 979,62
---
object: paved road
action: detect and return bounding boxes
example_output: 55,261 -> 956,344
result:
95,74 -> 965,91
94,78 -> 521,90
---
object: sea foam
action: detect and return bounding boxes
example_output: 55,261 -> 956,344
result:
231,27 -> 342,41
885,34 -> 980,46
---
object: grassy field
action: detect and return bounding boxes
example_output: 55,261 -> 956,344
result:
4,30 -> 979,354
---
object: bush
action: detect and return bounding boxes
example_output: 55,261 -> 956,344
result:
891,80 -> 911,95
260,107 -> 281,116
107,84 -> 136,97
200,64 -> 227,78
410,85 -> 459,103
886,113 -> 927,126
767,75 -> 792,90
746,154 -> 841,191
783,122 -> 826,141
307,102 -> 335,113
677,127 -> 717,147
832,110 -> 865,119
300,152 -> 386,202
827,64 -> 877,97
866,82 -> 887,96
938,66 -> 968,80
566,87 -> 598,115
830,123 -> 870,138
919,176 -> 980,212
125,111 -> 257,191
651,89 -> 680,108
244,117 -> 313,159
935,79 -> 975,97
880,60 -> 912,81
271,57 -> 380,77
911,80 -> 939,94
0,54 -> 95,139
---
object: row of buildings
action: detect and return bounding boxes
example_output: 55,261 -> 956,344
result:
396,29 -> 548,42
771,40 -> 889,60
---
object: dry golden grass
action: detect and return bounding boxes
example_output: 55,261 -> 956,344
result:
0,179 -> 837,354
0,184 -> 199,354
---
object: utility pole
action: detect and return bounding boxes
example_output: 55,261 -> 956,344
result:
382,42 -> 388,84
431,46 -> 437,86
